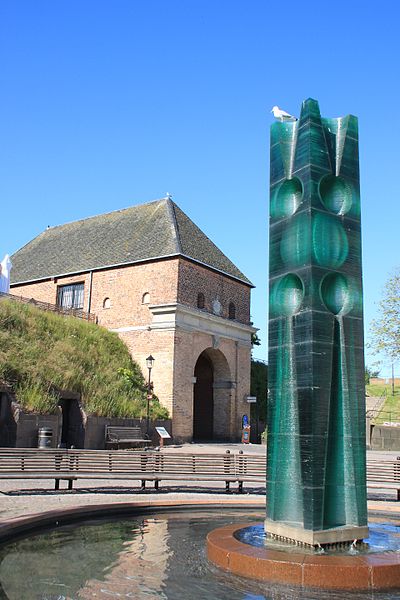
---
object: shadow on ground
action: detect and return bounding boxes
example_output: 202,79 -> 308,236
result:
3,485 -> 267,496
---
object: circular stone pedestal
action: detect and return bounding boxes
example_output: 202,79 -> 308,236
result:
206,523 -> 400,591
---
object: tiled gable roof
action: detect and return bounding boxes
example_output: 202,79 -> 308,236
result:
11,198 -> 252,286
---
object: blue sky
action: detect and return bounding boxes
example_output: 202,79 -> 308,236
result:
1,0 -> 399,374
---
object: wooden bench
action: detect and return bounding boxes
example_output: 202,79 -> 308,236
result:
0,448 -> 265,492
147,451 -> 265,492
1,449 -> 397,499
367,459 -> 400,500
105,426 -> 152,449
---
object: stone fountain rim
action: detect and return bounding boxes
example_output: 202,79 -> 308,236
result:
207,521 -> 400,591
0,499 -> 264,545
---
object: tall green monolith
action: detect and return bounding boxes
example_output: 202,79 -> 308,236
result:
265,98 -> 368,545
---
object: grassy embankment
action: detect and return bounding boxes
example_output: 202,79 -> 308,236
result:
366,382 -> 400,424
0,299 -> 168,418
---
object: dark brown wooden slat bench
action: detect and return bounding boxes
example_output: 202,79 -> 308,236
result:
0,448 -> 80,490
0,448 -> 266,493
1,450 -> 399,499
105,426 -> 152,449
367,459 -> 400,500
149,451 -> 266,492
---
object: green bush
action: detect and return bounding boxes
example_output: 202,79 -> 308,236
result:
261,428 -> 267,444
0,299 -> 169,419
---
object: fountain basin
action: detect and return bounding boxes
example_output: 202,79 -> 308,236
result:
1,502 -> 400,597
207,522 -> 400,590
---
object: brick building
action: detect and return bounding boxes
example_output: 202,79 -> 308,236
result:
10,198 -> 255,442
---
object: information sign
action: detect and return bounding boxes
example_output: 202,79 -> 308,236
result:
246,396 -> 257,403
155,426 -> 171,439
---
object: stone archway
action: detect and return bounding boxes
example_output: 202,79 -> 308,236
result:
193,348 -> 232,441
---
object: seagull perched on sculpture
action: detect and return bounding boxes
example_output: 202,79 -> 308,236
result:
271,105 -> 298,122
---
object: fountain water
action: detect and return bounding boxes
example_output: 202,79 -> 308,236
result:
2,509 -> 400,597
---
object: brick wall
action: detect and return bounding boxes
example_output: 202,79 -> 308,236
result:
12,273 -> 91,307
91,259 -> 179,329
12,258 -> 180,329
11,257 -> 252,442
11,257 -> 251,329
171,328 -> 251,441
120,328 -> 176,417
177,258 -> 251,324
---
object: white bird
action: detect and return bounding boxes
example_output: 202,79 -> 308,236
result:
271,105 -> 298,122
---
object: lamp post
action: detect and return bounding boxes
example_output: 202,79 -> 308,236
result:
146,355 -> 155,437
392,362 -> 395,397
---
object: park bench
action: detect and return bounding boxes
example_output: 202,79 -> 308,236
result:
0,448 -> 265,492
366,459 -> 400,500
148,451 -> 265,492
2,449 -> 398,499
105,426 -> 152,449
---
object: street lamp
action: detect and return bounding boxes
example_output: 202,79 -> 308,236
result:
392,362 -> 395,397
146,355 -> 155,437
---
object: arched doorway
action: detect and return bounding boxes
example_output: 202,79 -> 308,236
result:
58,398 -> 85,448
193,353 -> 214,440
193,348 -> 232,441
0,392 -> 16,447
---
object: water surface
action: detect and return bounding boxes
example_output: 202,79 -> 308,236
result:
1,510 -> 400,600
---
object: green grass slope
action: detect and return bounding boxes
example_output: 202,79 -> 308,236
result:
367,382 -> 400,424
0,299 -> 168,418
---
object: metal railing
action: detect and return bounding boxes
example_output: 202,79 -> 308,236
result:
371,410 -> 400,426
0,292 -> 97,323
366,391 -> 387,419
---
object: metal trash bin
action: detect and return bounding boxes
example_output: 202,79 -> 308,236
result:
38,427 -> 52,449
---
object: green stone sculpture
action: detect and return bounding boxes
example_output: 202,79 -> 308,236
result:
266,98 -> 369,546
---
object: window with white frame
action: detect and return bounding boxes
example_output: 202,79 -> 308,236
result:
57,283 -> 84,310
